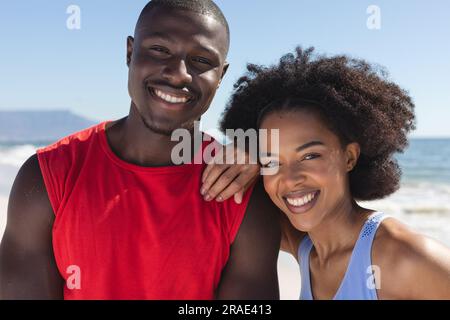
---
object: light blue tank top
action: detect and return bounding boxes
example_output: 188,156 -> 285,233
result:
298,212 -> 389,300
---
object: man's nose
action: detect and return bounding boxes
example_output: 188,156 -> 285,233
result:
162,57 -> 193,87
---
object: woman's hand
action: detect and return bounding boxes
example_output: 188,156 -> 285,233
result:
200,144 -> 260,204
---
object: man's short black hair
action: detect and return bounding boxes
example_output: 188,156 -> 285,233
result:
137,0 -> 230,51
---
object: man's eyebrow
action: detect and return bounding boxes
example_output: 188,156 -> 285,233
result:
141,32 -> 176,43
192,44 -> 221,60
262,140 -> 325,157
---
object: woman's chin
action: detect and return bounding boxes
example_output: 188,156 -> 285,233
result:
286,213 -> 317,233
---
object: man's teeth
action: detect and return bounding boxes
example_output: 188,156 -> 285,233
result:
286,192 -> 317,207
154,89 -> 189,104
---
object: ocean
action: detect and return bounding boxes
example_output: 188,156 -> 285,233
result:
359,139 -> 450,247
1,138 -> 449,299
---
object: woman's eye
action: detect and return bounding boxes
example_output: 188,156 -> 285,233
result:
303,153 -> 321,161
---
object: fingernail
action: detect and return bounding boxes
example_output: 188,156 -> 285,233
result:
204,194 -> 211,201
216,196 -> 223,202
200,187 -> 206,195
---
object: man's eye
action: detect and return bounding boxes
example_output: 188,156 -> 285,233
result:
303,153 -> 321,161
149,46 -> 169,54
192,57 -> 212,65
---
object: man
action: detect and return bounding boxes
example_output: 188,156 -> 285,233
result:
0,0 -> 280,299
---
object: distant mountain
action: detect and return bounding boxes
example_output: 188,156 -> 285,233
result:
0,110 -> 97,144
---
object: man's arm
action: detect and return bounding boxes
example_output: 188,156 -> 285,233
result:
0,154 -> 64,299
215,179 -> 281,300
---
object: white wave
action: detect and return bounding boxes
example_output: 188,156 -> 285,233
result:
0,145 -> 38,167
361,181 -> 450,215
359,181 -> 450,246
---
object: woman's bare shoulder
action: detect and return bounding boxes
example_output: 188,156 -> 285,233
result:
372,217 -> 450,299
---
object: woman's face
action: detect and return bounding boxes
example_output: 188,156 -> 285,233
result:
259,108 -> 360,232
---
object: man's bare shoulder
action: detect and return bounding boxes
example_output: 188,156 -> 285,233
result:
3,154 -> 54,248
0,154 -> 63,299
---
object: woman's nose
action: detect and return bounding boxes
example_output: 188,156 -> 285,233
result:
280,163 -> 307,189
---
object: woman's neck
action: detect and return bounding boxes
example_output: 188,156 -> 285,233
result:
307,198 -> 372,264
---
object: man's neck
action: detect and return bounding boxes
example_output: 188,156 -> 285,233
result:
105,104 -> 200,167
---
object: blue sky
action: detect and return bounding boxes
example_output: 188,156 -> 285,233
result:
0,0 -> 449,137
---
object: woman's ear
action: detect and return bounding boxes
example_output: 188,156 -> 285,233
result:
345,142 -> 361,172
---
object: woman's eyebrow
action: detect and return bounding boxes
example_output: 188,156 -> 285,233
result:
262,141 -> 324,157
295,141 -> 324,152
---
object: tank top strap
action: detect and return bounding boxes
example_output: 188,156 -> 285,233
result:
298,235 -> 314,300
333,212 -> 390,300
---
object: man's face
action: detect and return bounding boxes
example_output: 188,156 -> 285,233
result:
127,7 -> 229,135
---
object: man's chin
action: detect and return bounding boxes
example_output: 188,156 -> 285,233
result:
135,106 -> 199,136
141,119 -> 176,136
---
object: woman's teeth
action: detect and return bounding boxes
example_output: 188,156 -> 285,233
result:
154,88 -> 189,104
286,192 -> 317,207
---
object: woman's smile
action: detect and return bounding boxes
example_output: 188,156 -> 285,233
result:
282,190 -> 320,214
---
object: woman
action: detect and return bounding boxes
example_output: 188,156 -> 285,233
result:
219,47 -> 450,299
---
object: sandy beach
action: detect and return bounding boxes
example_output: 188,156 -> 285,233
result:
278,252 -> 301,299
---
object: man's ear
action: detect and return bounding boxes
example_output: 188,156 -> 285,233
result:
127,36 -> 134,67
345,142 -> 361,172
217,62 -> 229,88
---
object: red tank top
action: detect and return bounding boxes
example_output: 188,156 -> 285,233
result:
36,121 -> 254,300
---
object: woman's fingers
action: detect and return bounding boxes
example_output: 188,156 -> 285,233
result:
203,166 -> 241,201
213,164 -> 260,203
217,169 -> 259,204
234,191 -> 244,205
200,143 -> 260,202
201,162 -> 214,184
201,163 -> 231,199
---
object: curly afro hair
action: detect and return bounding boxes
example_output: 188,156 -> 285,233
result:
220,47 -> 416,201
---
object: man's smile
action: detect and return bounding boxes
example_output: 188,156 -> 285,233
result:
147,85 -> 195,107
